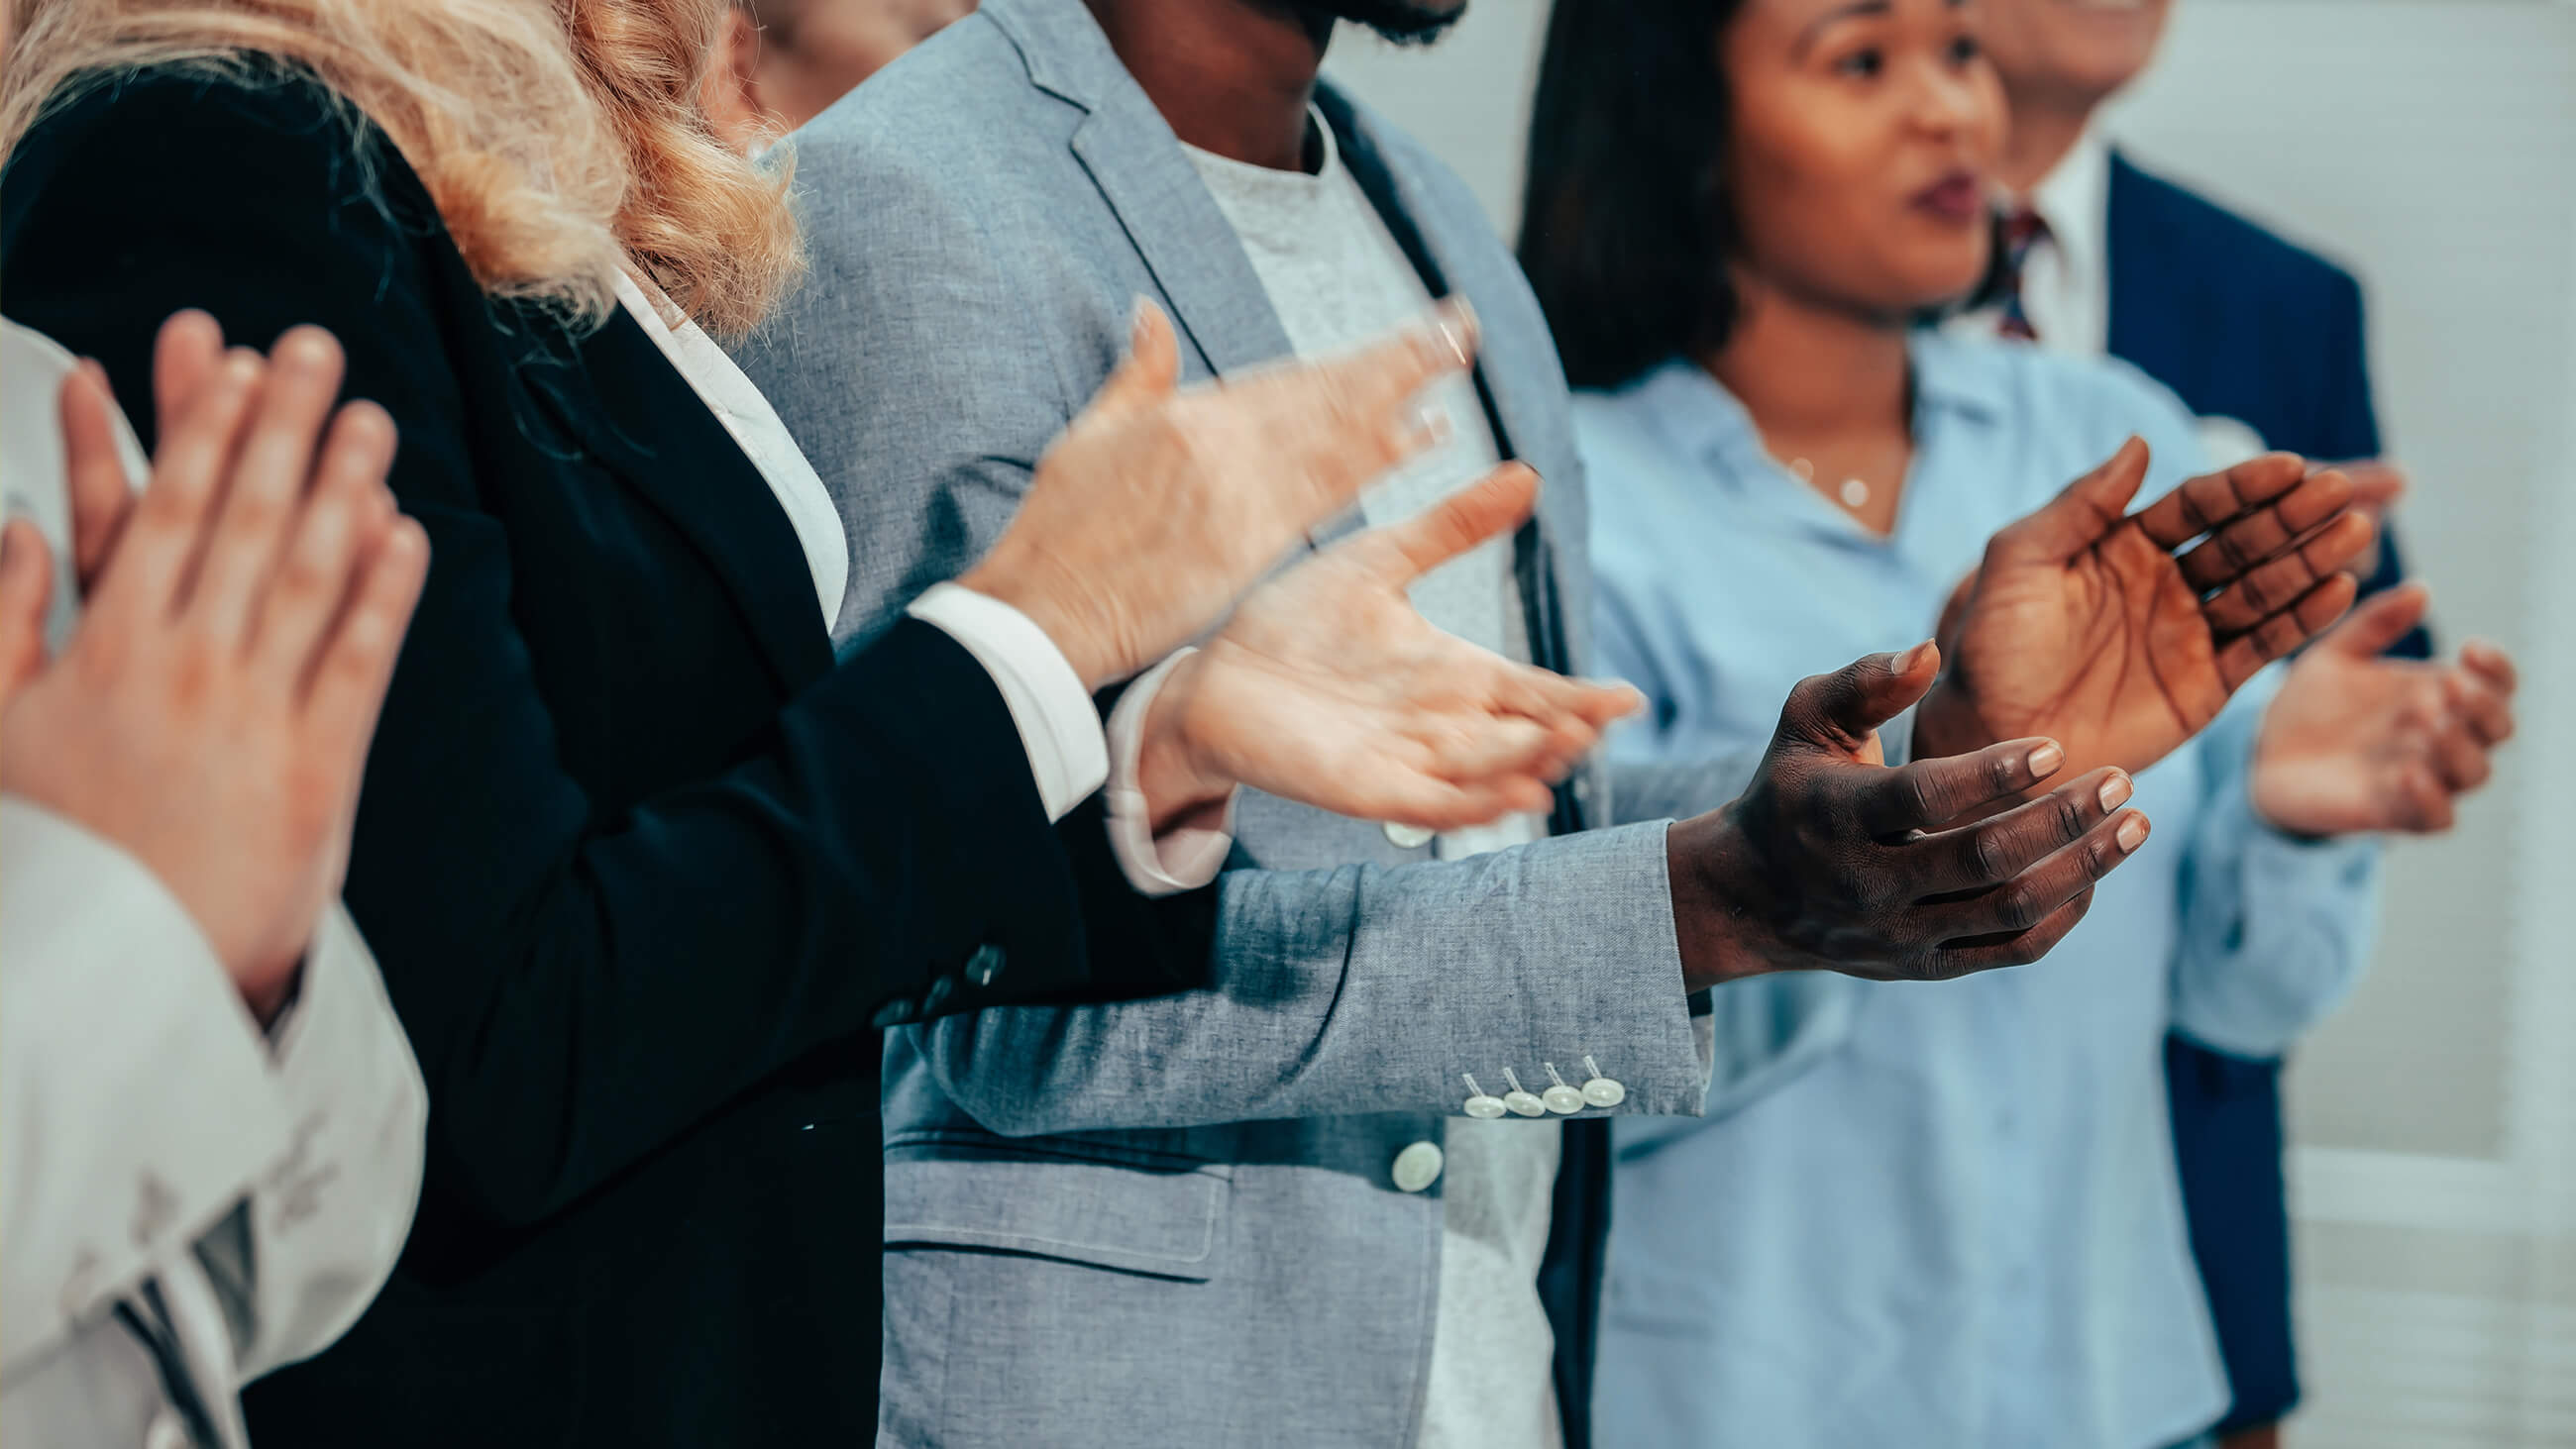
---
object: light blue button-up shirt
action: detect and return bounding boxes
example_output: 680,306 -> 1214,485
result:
1579,334 -> 2382,1449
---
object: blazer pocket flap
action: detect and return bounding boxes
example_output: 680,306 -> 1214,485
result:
882,1143 -> 1229,1282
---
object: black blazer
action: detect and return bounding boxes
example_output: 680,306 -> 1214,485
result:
2,67 -> 1208,1445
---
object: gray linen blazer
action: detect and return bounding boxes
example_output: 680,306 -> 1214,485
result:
739,3 -> 1823,1440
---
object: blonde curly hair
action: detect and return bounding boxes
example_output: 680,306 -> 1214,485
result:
0,0 -> 804,339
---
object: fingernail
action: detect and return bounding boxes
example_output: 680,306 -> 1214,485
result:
2098,773 -> 2131,810
1128,295 -> 1154,350
2027,743 -> 2065,778
1896,640 -> 1935,673
1432,300 -> 1477,365
2116,812 -> 2149,852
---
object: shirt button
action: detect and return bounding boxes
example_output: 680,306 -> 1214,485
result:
1391,1140 -> 1445,1192
967,944 -> 1006,986
1382,821 -> 1436,850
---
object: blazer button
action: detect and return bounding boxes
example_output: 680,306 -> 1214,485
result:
1382,821 -> 1435,850
1391,1141 -> 1445,1192
967,944 -> 1006,986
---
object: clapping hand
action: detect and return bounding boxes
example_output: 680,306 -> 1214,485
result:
1135,464 -> 1642,831
1916,440 -> 2376,783
1666,643 -> 2150,987
0,313 -> 427,1020
964,299 -> 1479,689
2251,584 -> 2517,836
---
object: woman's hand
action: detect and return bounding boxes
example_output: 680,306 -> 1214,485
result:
961,298 -> 1477,689
1133,463 -> 1642,832
2251,584 -> 2517,836
1915,440 -> 2375,783
0,315 -> 428,1021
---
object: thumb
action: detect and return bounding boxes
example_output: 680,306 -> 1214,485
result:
0,518 -> 57,709
2322,581 -> 2430,658
1781,641 -> 1940,754
1089,297 -> 1182,418
1373,463 -> 1539,581
1988,437 -> 2150,566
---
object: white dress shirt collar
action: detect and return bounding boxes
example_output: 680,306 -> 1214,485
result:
1946,126 -> 2113,357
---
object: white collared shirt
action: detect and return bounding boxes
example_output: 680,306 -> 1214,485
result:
1947,128 -> 2113,359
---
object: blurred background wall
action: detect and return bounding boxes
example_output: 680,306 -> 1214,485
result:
1326,4 -> 2576,1444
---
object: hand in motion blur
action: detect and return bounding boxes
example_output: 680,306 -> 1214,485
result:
2251,584 -> 2518,836
0,313 -> 428,1020
1666,644 -> 2150,989
961,298 -> 1477,688
1916,441 -> 2376,782
1135,463 -> 1642,832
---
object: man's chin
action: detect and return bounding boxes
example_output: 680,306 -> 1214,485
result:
1306,0 -> 1467,46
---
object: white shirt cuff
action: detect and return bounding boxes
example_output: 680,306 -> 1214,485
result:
1104,650 -> 1238,896
906,582 -> 1110,823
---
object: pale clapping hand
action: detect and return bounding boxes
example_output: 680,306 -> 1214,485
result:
0,314 -> 428,1020
2251,584 -> 2517,836
962,298 -> 1478,689
1134,464 -> 1642,832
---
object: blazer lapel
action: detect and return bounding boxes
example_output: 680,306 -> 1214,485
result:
518,307 -> 833,691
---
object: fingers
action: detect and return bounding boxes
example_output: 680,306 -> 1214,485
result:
1927,890 -> 2095,978
2309,581 -> 2431,659
0,519 -> 55,705
2428,717 -> 2493,795
1088,298 -> 1183,418
192,326 -> 347,645
2133,452 -> 2307,551
2338,460 -> 2409,517
84,350 -> 266,632
1779,642 -> 1939,756
1902,766 -> 2133,893
2460,639 -> 2518,700
300,513 -> 427,775
2175,466 -> 2363,593
1920,804 -> 2149,947
1377,771 -> 1556,833
2214,572 -> 2359,691
152,309 -> 226,432
1273,299 -> 1476,493
57,361 -> 140,589
1379,464 -> 1540,580
251,399 -> 399,697
1986,438 -> 2149,566
1852,733 -> 2063,838
2395,764 -> 2457,833
2196,512 -> 2376,638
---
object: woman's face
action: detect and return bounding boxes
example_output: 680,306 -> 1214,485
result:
1719,0 -> 2008,319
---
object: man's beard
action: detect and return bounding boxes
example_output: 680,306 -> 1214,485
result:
1298,0 -> 1466,46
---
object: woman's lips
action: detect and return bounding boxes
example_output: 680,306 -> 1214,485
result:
1911,171 -> 1985,223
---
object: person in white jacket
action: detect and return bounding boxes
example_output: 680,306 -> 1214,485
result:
0,308 -> 431,1449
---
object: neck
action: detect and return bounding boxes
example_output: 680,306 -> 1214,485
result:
1702,274 -> 1913,444
1086,0 -> 1331,171
1996,83 -> 2099,196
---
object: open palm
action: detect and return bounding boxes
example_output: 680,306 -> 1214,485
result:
1919,441 -> 2375,780
1147,464 -> 1641,831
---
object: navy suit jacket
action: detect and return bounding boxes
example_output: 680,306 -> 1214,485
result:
2107,150 -> 2419,1434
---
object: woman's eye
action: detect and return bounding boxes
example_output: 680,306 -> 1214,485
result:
1948,34 -> 1983,64
1834,47 -> 1884,78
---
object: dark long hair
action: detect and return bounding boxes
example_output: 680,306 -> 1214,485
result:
1517,0 -> 1749,391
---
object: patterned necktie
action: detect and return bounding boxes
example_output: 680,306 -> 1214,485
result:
1995,205 -> 2051,342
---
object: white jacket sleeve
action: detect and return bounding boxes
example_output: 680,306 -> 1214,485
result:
0,798 -> 425,1384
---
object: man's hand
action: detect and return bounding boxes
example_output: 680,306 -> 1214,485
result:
962,298 -> 1477,688
1136,463 -> 1642,832
1916,440 -> 2376,782
0,316 -> 428,1021
2251,584 -> 2518,836
1667,644 -> 2151,990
